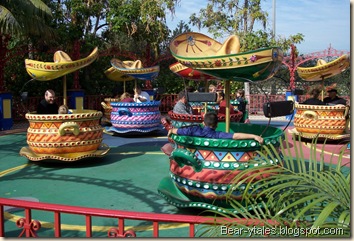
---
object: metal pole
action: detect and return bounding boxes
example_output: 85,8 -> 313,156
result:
225,80 -> 230,133
63,75 -> 67,106
272,0 -> 276,40
244,82 -> 250,107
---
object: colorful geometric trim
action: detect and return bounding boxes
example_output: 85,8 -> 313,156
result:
170,172 -> 259,193
19,143 -> 110,162
172,155 -> 279,170
110,101 -> 161,108
172,135 -> 263,150
26,111 -> 103,120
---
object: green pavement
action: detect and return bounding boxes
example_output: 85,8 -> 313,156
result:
0,132 -> 202,237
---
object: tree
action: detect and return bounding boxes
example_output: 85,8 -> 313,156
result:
0,0 -> 54,92
189,0 -> 267,38
107,0 -> 180,65
0,0 -> 53,38
189,0 -> 304,51
189,0 -> 304,95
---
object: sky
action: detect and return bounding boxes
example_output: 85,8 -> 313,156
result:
165,0 -> 350,54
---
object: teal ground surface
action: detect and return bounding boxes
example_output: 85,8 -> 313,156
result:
0,131 -> 203,237
0,128 -> 350,237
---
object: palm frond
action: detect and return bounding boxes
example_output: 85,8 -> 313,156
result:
199,133 -> 350,237
0,0 -> 53,38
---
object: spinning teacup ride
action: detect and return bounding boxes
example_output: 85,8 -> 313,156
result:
290,55 -> 350,140
167,62 -> 243,128
101,66 -> 135,123
158,32 -> 286,211
20,47 -> 110,161
103,59 -> 163,134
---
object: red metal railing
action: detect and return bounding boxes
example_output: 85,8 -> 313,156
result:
0,197 -> 278,238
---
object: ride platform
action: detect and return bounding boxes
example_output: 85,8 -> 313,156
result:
0,119 -> 350,237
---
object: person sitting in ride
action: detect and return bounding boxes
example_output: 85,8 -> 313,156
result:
216,91 -> 236,115
37,89 -> 59,114
173,90 -> 193,115
301,87 -> 325,105
216,80 -> 224,91
58,105 -> 69,114
209,84 -> 217,93
133,86 -> 150,103
168,112 -> 263,143
323,89 -> 347,105
120,92 -> 134,103
235,89 -> 246,113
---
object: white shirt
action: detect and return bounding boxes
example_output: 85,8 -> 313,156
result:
134,91 -> 150,103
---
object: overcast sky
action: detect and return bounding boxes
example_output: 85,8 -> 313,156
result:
166,0 -> 350,54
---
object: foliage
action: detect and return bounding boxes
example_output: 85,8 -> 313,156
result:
189,0 -> 304,53
0,0 -> 53,38
107,0 -> 180,64
0,0 -> 350,98
189,0 -> 268,39
197,135 -> 350,237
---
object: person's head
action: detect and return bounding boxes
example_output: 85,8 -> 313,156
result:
216,91 -> 224,103
209,84 -> 217,93
236,89 -> 245,98
120,92 -> 131,100
203,112 -> 218,129
310,88 -> 321,99
185,86 -> 196,92
134,86 -> 142,94
327,89 -> 337,99
45,89 -> 56,104
58,105 -> 68,114
178,90 -> 188,103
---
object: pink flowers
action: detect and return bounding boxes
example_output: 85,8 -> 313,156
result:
214,60 -> 222,67
250,55 -> 257,62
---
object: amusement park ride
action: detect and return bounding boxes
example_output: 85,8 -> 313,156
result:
17,32 -> 350,213
19,48 -> 110,161
157,32 -> 350,211
102,58 -> 162,134
158,32 -> 288,211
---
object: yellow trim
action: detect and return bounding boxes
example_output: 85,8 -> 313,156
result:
75,97 -> 84,110
3,99 -> 11,118
0,164 -> 29,177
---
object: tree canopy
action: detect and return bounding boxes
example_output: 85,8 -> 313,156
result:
0,0 -> 53,38
0,0 -> 350,97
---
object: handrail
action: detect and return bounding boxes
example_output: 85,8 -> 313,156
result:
0,197 -> 278,238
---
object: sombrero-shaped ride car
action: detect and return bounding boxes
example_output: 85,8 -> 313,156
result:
169,32 -> 283,82
291,55 -> 350,140
104,59 -> 162,134
20,47 -> 110,161
158,32 -> 286,212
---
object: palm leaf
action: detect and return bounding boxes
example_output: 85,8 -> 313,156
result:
0,0 -> 53,38
199,132 -> 350,237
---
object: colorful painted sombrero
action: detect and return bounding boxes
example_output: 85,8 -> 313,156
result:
25,47 -> 99,81
297,55 -> 350,81
169,62 -> 217,80
104,66 -> 135,82
110,59 -> 159,81
169,32 -> 283,82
